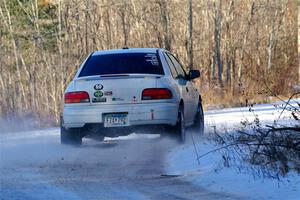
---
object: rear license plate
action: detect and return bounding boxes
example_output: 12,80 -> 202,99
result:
104,113 -> 128,127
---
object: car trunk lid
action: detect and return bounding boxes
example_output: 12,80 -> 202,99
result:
74,74 -> 162,104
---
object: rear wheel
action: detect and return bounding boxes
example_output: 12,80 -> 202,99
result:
166,105 -> 186,143
60,117 -> 83,146
192,100 -> 204,136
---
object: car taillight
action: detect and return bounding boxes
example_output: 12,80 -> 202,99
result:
142,88 -> 172,100
64,91 -> 90,103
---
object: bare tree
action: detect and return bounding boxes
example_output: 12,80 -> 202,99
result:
186,0 -> 193,70
214,0 -> 223,86
0,0 -> 297,128
158,0 -> 171,51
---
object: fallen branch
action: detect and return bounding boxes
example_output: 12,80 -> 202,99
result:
265,125 -> 300,132
277,92 -> 300,121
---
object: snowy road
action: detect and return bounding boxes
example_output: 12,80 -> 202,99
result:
0,129 -> 233,200
1,100 -> 298,200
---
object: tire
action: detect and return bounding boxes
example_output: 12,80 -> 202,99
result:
60,117 -> 83,146
192,100 -> 204,136
167,105 -> 186,143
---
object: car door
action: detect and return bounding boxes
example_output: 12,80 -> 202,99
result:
166,53 -> 194,124
163,52 -> 189,120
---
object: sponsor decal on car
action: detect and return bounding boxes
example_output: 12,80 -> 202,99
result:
112,97 -> 124,101
145,54 -> 159,66
92,97 -> 106,103
94,91 -> 103,97
104,91 -> 113,96
94,84 -> 103,90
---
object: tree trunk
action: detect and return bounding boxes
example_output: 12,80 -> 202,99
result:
238,2 -> 254,80
158,0 -> 171,51
214,0 -> 223,86
187,0 -> 193,71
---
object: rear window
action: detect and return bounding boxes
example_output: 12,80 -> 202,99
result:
79,53 -> 164,77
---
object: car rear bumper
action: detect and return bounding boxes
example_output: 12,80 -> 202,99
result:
63,102 -> 178,128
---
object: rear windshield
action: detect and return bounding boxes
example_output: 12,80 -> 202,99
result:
79,53 -> 164,77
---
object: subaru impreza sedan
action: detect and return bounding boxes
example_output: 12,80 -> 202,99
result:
61,48 -> 204,145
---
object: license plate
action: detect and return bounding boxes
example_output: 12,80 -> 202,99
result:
104,113 -> 128,127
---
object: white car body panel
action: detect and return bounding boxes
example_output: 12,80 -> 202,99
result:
63,48 -> 200,129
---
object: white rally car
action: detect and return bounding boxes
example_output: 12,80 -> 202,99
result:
61,48 -> 204,145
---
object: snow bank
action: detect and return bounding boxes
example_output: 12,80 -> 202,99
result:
166,101 -> 300,200
166,141 -> 300,200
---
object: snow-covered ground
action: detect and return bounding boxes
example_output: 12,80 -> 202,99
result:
167,100 -> 300,200
1,100 -> 299,200
0,129 -> 228,200
205,99 -> 299,131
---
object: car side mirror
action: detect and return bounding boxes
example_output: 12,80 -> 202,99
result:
189,70 -> 200,80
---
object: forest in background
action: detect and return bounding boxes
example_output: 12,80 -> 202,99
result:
0,0 -> 298,129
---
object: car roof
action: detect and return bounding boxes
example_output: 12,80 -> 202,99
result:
92,48 -> 162,56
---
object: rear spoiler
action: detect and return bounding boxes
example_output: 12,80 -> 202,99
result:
75,74 -> 163,81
